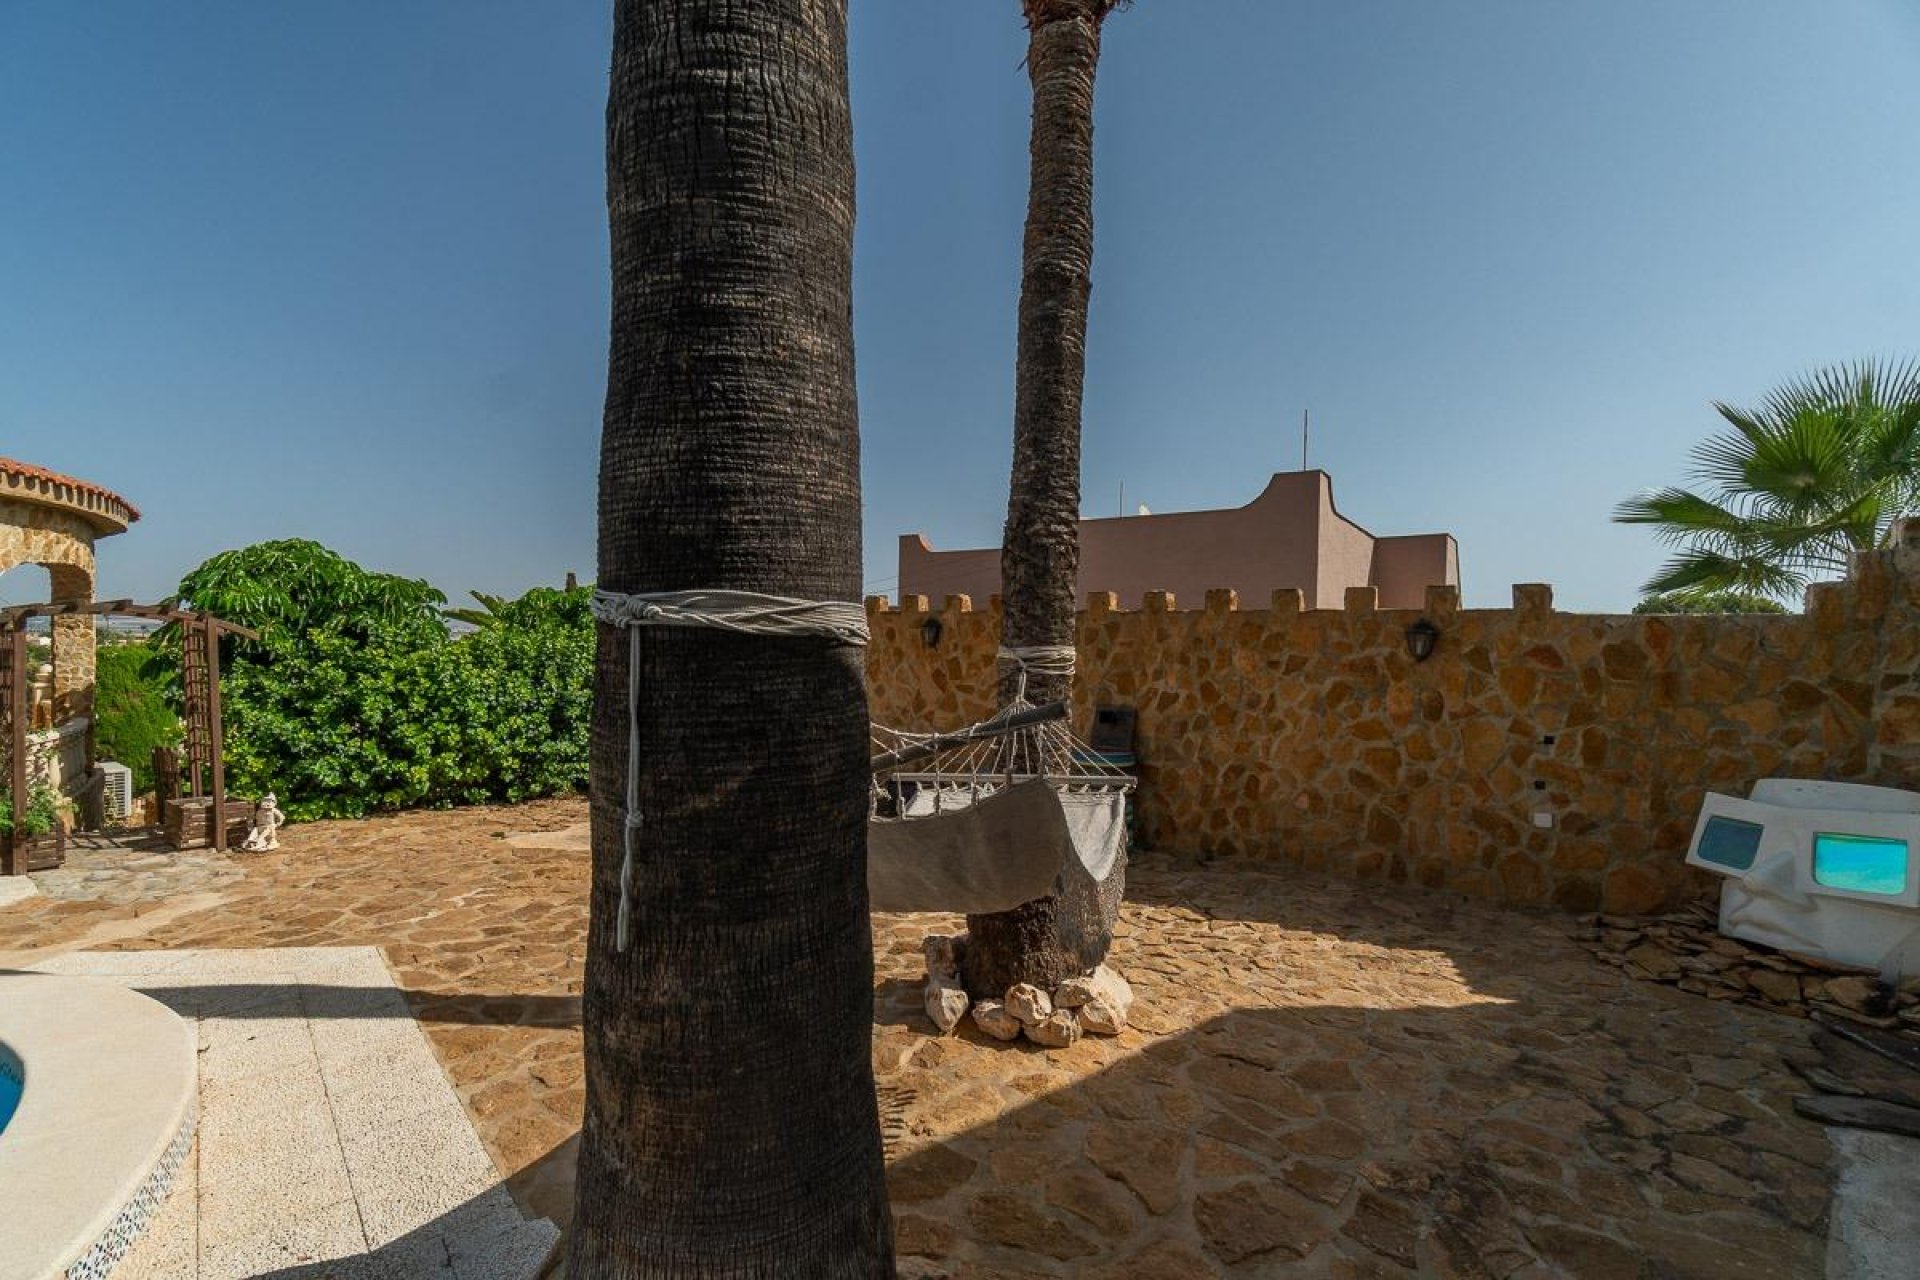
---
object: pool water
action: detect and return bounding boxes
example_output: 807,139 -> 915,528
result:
0,1052 -> 20,1137
1814,832 -> 1910,897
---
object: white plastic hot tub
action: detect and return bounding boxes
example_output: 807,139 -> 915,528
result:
0,971 -> 196,1280
1687,778 -> 1920,978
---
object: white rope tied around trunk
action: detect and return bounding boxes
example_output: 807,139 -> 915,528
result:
593,589 -> 869,951
997,643 -> 1076,702
590,589 -> 870,645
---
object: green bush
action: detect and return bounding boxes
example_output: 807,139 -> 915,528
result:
1631,591 -> 1790,615
414,607 -> 594,805
94,640 -> 183,793
167,541 -> 592,821
0,781 -> 60,838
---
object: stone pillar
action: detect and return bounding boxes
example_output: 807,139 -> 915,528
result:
46,561 -> 96,719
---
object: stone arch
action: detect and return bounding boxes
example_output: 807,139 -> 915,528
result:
0,501 -> 101,712
0,462 -> 137,815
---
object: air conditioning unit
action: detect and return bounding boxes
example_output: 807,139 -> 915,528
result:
99,761 -> 134,824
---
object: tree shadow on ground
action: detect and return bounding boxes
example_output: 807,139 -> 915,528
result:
104,982 -> 583,1027
872,858 -> 1835,1278
248,1142 -> 568,1279
883,1003 -> 1831,1278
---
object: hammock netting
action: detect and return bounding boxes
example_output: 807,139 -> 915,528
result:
867,699 -> 1134,915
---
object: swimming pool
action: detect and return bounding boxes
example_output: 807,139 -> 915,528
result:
0,1043 -> 21,1136
0,973 -> 197,1274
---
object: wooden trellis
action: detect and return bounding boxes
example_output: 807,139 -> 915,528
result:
0,601 -> 257,875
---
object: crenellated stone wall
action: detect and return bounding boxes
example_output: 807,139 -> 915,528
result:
866,525 -> 1920,916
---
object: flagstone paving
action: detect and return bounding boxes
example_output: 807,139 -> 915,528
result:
0,799 -> 1838,1276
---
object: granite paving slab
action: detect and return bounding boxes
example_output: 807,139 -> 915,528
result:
31,947 -> 558,1279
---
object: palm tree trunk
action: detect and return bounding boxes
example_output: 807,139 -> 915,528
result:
573,2 -> 893,1275
962,0 -> 1124,1000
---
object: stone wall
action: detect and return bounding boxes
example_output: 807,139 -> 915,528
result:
0,498 -> 101,792
867,529 -> 1920,916
0,497 -> 98,709
0,497 -> 99,580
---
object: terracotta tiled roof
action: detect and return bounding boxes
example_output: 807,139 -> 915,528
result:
0,457 -> 141,522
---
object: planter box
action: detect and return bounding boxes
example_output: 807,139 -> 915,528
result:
163,797 -> 252,850
3,826 -> 65,873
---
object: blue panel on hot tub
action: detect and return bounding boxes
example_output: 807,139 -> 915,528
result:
1813,832 -> 1909,897
1696,815 -> 1764,872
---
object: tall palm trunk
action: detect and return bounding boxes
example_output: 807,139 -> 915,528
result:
962,0 -> 1124,999
572,2 -> 893,1275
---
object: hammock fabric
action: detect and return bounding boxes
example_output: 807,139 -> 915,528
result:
868,702 -> 1132,914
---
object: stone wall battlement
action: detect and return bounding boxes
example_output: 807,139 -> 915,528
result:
865,534 -> 1920,914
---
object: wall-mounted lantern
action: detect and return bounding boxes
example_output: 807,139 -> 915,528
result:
1405,618 -> 1440,663
921,616 -> 943,649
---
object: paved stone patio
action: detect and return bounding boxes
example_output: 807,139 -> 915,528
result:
0,799 -> 1845,1276
33,829 -> 246,905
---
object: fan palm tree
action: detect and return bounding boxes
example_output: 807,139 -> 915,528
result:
1615,358 -> 1920,602
571,1 -> 892,1275
963,0 -> 1127,998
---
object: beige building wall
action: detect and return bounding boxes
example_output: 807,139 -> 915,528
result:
899,471 -> 1459,612
1371,533 -> 1459,612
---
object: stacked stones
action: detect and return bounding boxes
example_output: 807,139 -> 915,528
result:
921,933 -> 1133,1046
1580,903 -> 1920,1040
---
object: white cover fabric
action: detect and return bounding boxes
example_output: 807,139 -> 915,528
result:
1690,779 -> 1920,978
868,779 -> 1127,914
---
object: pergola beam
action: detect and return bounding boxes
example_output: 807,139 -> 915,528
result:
0,600 -> 257,873
0,600 -> 260,641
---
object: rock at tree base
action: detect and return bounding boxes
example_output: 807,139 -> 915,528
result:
1005,983 -> 1054,1027
1072,966 -> 1134,1035
923,933 -> 964,983
925,976 -> 969,1034
971,999 -> 1022,1042
1024,1008 -> 1081,1048
1054,973 -> 1096,1008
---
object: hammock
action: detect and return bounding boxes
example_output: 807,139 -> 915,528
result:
868,699 -> 1133,914
590,590 -> 1129,947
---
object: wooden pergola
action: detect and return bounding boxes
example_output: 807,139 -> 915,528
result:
0,600 -> 257,874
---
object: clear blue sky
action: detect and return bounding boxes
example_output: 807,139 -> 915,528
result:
4,2 -> 1917,612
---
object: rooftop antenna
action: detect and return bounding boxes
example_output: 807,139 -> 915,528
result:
1118,480 -> 1125,517
1301,408 -> 1310,471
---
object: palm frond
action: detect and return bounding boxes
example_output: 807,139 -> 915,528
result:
1640,549 -> 1805,601
1624,356 -> 1920,599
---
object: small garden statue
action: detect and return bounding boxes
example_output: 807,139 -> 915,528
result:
241,792 -> 287,852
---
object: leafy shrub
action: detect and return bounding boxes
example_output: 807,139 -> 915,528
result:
414,600 -> 594,805
93,640 -> 183,793
1631,591 -> 1790,615
167,541 -> 592,821
173,539 -> 450,653
0,782 -> 61,838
